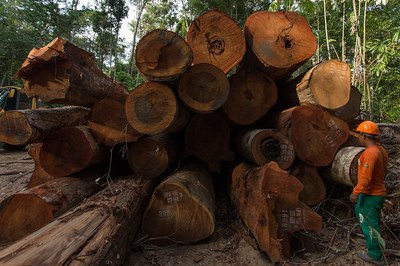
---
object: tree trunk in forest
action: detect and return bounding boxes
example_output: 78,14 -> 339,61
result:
135,29 -> 193,82
0,176 -> 100,243
40,126 -> 108,177
235,129 -> 295,170
186,10 -> 246,74
0,177 -> 155,266
142,163 -> 215,245
290,105 -> 349,167
26,143 -> 53,189
15,37 -> 127,107
185,113 -> 234,172
89,95 -> 142,146
0,106 -> 90,145
242,11 -> 317,80
125,82 -> 190,135
127,134 -> 179,179
178,63 -> 230,113
222,70 -> 278,125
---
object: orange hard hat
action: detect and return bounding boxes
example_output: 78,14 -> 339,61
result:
356,121 -> 380,135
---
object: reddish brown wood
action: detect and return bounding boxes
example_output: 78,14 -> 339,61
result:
343,131 -> 364,147
332,86 -> 361,120
27,143 -> 54,188
186,10 -> 246,74
259,107 -> 297,138
15,37 -> 127,107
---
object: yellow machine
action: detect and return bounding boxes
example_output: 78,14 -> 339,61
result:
0,86 -> 37,115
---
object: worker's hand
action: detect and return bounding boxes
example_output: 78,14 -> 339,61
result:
349,193 -> 358,204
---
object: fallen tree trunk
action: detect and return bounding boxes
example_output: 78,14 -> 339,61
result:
0,106 -> 90,145
186,10 -> 246,74
135,29 -> 193,82
222,70 -> 278,125
178,63 -> 230,113
236,129 -> 295,169
0,177 -> 155,266
26,143 -> 54,188
242,11 -> 317,80
0,176 -> 100,243
142,163 -> 215,245
89,95 -> 142,146
40,126 -> 108,177
15,37 -> 127,107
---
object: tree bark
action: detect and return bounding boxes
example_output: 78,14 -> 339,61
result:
142,163 -> 215,245
0,106 -> 90,145
26,143 -> 54,189
15,37 -> 127,107
0,176 -> 100,243
178,63 -> 230,113
0,177 -> 155,266
40,126 -> 108,177
186,10 -> 246,74
242,11 -> 317,80
135,29 -> 193,82
89,95 -> 142,146
222,70 -> 278,125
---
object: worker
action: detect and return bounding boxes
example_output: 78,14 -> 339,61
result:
349,121 -> 388,265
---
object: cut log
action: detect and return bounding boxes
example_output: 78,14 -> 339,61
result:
325,146 -> 365,186
331,86 -> 361,120
15,37 -> 127,107
290,105 -> 349,167
0,106 -> 90,145
259,107 -> 296,138
40,126 -> 107,177
0,177 -> 155,266
186,10 -> 246,74
185,113 -> 234,172
89,95 -> 142,146
125,82 -> 189,135
135,29 -> 193,81
290,162 -> 326,206
343,131 -> 364,147
236,129 -> 295,169
0,176 -> 100,243
127,134 -> 179,179
142,163 -> 215,244
222,70 -> 278,125
178,63 -> 230,113
27,143 -> 53,188
243,11 -> 317,80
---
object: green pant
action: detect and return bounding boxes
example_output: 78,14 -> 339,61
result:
355,193 -> 385,260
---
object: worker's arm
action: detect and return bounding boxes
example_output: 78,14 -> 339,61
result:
352,149 -> 378,195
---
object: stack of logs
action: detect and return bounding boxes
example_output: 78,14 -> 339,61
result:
0,10 -> 366,264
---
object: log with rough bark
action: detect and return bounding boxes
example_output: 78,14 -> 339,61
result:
89,95 -> 142,146
15,37 -> 127,107
222,70 -> 278,125
290,105 -> 349,167
142,163 -> 215,244
0,176 -> 100,243
236,129 -> 295,170
135,29 -> 193,81
125,82 -> 190,135
27,143 -> 54,188
40,126 -> 107,177
0,106 -> 90,145
290,162 -> 326,206
0,177 -> 155,266
178,63 -> 230,113
185,113 -> 234,172
186,10 -> 246,74
127,134 -> 179,179
242,11 -> 317,80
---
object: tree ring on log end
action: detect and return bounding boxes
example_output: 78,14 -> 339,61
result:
0,112 -> 32,145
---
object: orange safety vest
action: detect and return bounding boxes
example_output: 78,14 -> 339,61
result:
353,145 -> 388,196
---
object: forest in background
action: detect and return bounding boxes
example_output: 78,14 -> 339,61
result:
0,0 -> 399,121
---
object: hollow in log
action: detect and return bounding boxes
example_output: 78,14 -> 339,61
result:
40,126 -> 107,177
243,11 -> 317,80
27,143 -> 54,188
142,163 -> 215,244
135,29 -> 193,82
0,106 -> 90,145
15,37 -> 127,107
222,70 -> 278,125
186,10 -> 246,74
178,63 -> 230,113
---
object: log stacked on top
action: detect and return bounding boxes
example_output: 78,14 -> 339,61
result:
0,9 -> 365,264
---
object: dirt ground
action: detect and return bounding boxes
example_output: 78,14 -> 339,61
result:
1,143 -> 400,265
